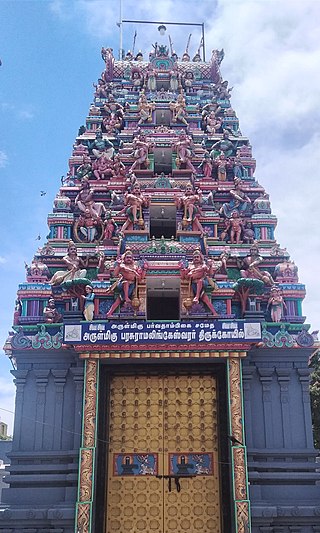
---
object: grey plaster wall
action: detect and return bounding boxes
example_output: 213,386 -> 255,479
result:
244,348 -> 320,531
0,348 -> 83,532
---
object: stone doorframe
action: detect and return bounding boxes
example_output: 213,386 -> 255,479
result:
75,351 -> 251,533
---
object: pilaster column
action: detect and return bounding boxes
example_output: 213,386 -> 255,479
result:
11,369 -> 29,451
258,368 -> 274,448
297,368 -> 314,448
34,369 -> 50,450
70,367 -> 84,450
228,356 -> 251,533
276,369 -> 292,448
51,369 -> 68,449
242,366 -> 255,448
75,358 -> 99,533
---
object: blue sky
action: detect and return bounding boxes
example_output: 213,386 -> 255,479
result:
1,0 -> 320,433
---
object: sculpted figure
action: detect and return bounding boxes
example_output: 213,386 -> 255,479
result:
77,208 -> 102,242
182,70 -> 194,93
103,96 -> 124,131
103,210 -> 118,240
81,285 -> 95,321
198,151 -> 213,178
176,183 -> 204,233
75,178 -> 106,219
129,135 -> 154,172
112,154 -> 126,180
131,69 -> 143,91
169,70 -> 179,92
215,80 -> 233,100
43,298 -> 62,323
210,131 -> 235,159
137,93 -> 155,124
170,93 -> 188,125
106,249 -> 147,317
215,153 -> 230,181
267,286 -> 287,322
173,133 -> 197,174
220,178 -> 251,218
89,130 -> 114,159
201,98 -> 222,129
92,154 -> 113,180
239,243 -> 274,285
93,78 -> 109,99
50,241 -> 88,286
221,211 -> 243,243
205,111 -> 222,134
233,155 -> 247,179
122,182 -> 150,232
179,249 -> 221,316
146,67 -> 157,91
76,155 -> 93,181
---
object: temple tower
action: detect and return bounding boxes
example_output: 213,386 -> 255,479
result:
1,36 -> 319,533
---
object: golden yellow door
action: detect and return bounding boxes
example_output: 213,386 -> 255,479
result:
106,374 -> 221,533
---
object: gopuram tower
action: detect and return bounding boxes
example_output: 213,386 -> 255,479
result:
1,36 -> 319,533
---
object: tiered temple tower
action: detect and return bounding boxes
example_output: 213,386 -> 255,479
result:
1,41 -> 319,533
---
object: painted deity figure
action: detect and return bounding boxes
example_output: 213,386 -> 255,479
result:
131,69 -> 143,91
220,178 -> 251,218
170,93 -> 188,125
137,93 -> 155,124
215,80 -> 233,100
233,156 -> 247,179
221,211 -> 243,244
176,183 -> 204,233
112,154 -> 126,180
215,153 -> 230,181
173,133 -> 197,174
103,211 -> 118,240
76,155 -> 93,181
77,208 -> 102,242
122,183 -> 150,232
106,250 -> 147,317
242,221 -> 255,244
205,111 -> 222,134
129,135 -> 154,172
239,243 -> 274,285
93,78 -> 109,99
50,241 -> 88,286
198,152 -> 213,178
179,249 -> 219,316
210,131 -> 235,159
182,70 -> 194,93
81,285 -> 95,321
267,286 -> 287,322
169,70 -> 179,92
75,178 -> 106,219
146,67 -> 157,91
92,154 -> 113,180
43,298 -> 62,323
89,131 -> 114,159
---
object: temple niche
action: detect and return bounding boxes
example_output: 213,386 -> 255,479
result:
1,36 -> 319,533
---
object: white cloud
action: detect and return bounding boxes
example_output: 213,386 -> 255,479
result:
0,256 -> 7,264
17,109 -> 34,120
0,150 -> 8,168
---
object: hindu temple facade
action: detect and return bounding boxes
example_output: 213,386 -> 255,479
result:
1,42 -> 319,533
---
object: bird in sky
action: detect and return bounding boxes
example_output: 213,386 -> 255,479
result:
40,191 -> 46,196
35,234 -> 41,241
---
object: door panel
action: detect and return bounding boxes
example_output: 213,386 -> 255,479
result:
106,374 -> 221,533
